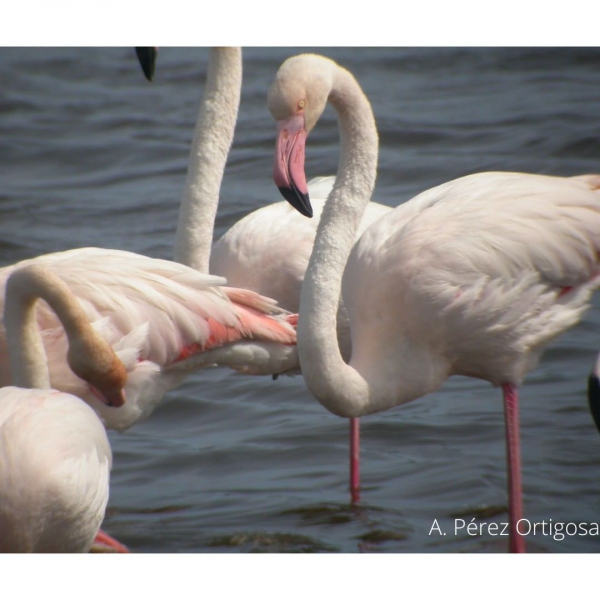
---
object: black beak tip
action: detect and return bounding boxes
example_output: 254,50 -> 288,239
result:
278,186 -> 313,219
587,373 -> 600,434
135,47 -> 157,82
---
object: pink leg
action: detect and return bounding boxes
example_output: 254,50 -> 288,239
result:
502,383 -> 525,553
92,529 -> 130,553
350,417 -> 360,504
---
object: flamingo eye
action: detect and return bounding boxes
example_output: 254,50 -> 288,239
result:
298,99 -> 306,110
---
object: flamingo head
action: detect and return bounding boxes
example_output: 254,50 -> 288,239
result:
135,47 -> 158,82
67,337 -> 128,408
268,54 -> 336,218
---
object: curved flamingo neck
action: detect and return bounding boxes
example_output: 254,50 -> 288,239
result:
3,265 -> 114,391
174,47 -> 242,273
297,64 -> 378,418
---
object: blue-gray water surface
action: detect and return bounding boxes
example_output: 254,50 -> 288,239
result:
1,48 -> 600,553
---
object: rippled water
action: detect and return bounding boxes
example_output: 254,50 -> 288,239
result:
1,47 -> 600,553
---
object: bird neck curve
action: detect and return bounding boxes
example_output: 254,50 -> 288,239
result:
174,47 -> 242,273
3,265 -> 118,392
297,62 -> 379,418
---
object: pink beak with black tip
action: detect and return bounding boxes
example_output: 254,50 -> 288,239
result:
273,114 -> 313,218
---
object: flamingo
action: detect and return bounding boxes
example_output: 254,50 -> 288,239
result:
268,53 -> 600,553
0,248 -> 297,433
136,48 -> 392,500
0,264 -> 126,552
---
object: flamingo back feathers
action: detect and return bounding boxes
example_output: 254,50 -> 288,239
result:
346,172 -> 600,388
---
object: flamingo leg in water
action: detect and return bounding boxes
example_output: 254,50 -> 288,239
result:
502,383 -> 525,553
350,417 -> 360,504
91,529 -> 130,553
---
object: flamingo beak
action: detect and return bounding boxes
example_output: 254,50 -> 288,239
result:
90,384 -> 126,409
588,355 -> 600,433
135,47 -> 157,82
104,388 -> 126,409
273,115 -> 312,218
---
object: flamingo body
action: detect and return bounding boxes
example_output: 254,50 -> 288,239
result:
343,171 -> 600,415
0,387 -> 111,552
211,177 -> 391,360
212,178 -> 338,313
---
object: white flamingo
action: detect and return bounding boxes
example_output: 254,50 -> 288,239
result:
268,53 -> 600,553
0,264 -> 125,552
137,48 -> 391,498
0,248 -> 297,433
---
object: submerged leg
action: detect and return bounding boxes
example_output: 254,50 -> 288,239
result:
502,383 -> 525,553
350,417 -> 360,504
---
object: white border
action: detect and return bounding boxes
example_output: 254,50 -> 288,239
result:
2,0 -> 600,46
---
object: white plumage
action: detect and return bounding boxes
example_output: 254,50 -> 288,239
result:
0,387 -> 111,552
147,49 -> 391,362
344,171 -> 600,412
0,248 -> 297,431
212,177 -> 391,359
137,47 -> 389,502
0,265 -> 119,553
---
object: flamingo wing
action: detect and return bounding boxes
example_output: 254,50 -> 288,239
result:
0,248 -> 298,430
0,248 -> 295,368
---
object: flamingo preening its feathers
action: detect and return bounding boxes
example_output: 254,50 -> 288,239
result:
0,265 -> 124,552
0,50 -> 304,552
0,248 -> 298,432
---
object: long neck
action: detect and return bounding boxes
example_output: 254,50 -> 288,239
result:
4,266 -> 107,390
297,66 -> 379,418
174,47 -> 242,273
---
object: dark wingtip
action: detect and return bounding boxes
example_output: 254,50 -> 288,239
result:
587,373 -> 600,434
278,186 -> 313,218
135,47 -> 157,82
